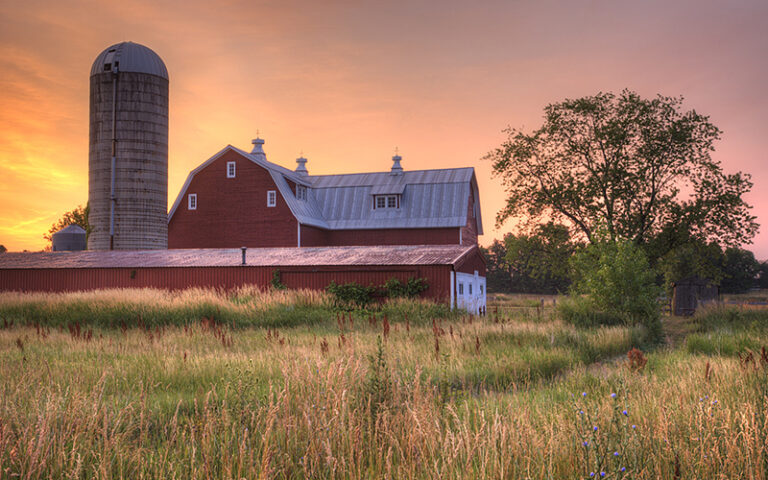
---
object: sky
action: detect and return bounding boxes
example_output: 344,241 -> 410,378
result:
1,0 -> 767,257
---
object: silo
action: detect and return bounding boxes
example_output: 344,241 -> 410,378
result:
88,41 -> 168,250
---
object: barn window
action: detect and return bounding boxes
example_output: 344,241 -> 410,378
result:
227,161 -> 236,178
458,283 -> 464,295
188,193 -> 197,210
374,195 -> 399,209
267,190 -> 277,207
469,284 -> 473,295
296,185 -> 307,201
480,285 -> 484,295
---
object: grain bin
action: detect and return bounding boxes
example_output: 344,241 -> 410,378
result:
88,41 -> 168,250
52,225 -> 87,251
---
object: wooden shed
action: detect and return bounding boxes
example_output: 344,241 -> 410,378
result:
672,276 -> 719,316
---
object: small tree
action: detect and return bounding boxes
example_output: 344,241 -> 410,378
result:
569,236 -> 661,339
0,245 -> 6,253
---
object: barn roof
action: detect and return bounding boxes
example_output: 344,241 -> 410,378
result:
0,245 -> 481,269
168,143 -> 483,234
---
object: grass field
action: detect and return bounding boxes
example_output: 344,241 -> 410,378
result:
1,289 -> 767,479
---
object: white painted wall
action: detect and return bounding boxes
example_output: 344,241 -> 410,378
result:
455,270 -> 486,314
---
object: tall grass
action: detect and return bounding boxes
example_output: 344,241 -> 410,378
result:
0,292 -> 766,478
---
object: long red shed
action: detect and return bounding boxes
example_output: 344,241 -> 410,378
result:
0,245 -> 486,311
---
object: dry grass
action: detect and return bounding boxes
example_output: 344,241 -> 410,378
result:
0,291 -> 766,478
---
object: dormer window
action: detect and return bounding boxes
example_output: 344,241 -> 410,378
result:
296,185 -> 307,201
374,195 -> 399,209
227,161 -> 236,178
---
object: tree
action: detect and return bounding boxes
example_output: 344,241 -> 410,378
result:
43,204 -> 92,245
489,90 -> 758,248
719,247 -> 759,294
0,245 -> 6,253
480,238 -> 514,293
569,236 -> 661,339
504,222 -> 575,293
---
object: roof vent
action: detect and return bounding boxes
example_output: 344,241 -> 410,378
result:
251,136 -> 265,156
390,152 -> 403,176
295,156 -> 308,176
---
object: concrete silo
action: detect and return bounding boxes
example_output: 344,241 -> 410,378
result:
88,41 -> 168,250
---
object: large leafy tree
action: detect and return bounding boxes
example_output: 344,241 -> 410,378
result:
489,90 -> 758,247
504,222 -> 575,294
43,204 -> 92,245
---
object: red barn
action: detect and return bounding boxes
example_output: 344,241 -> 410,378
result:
0,245 -> 487,312
167,138 -> 483,249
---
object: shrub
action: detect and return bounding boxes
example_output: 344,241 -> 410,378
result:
326,281 -> 377,310
567,237 -> 662,340
382,277 -> 428,298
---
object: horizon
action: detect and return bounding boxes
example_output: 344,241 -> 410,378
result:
1,0 -> 767,257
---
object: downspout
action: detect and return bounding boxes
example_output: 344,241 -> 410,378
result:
450,269 -> 455,311
109,66 -> 119,250
297,222 -> 301,247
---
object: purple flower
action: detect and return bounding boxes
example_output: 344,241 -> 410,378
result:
613,451 -> 619,457
589,473 -> 595,477
632,424 -> 637,429
600,473 -> 605,478
610,393 -> 616,399
579,410 -> 584,415
582,392 -> 587,397
712,400 -> 718,405
593,426 -> 598,431
583,441 -> 589,447
621,467 -> 626,472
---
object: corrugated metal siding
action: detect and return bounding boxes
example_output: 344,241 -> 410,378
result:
0,265 -> 452,301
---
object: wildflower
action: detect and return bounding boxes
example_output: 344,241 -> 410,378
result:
712,400 -> 718,405
622,410 -> 628,416
621,467 -> 626,472
699,397 -> 704,402
579,410 -> 584,415
582,392 -> 587,397
632,424 -> 636,429
610,393 -> 616,399
600,473 -> 605,478
583,441 -> 589,447
613,451 -> 619,457
589,473 -> 595,477
593,426 -> 598,432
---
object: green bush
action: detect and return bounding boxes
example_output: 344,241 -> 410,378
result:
326,281 -> 377,310
566,237 -> 662,340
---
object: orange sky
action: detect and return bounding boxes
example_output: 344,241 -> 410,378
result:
1,0 -> 767,257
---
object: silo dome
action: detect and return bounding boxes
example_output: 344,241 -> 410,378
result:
87,41 -> 169,251
90,42 -> 168,79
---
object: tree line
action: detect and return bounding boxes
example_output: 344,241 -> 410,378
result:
484,90 -> 763,296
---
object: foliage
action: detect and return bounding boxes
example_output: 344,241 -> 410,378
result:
382,277 -> 428,298
327,278 -> 429,310
488,90 -> 757,248
480,238 -> 514,293
326,281 -> 378,309
504,222 -> 575,293
364,336 -> 392,426
43,204 -> 93,244
719,247 -> 759,294
0,245 -> 5,253
270,269 -> 287,290
569,236 -> 661,339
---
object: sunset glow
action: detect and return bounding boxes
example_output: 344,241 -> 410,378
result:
1,0 -> 767,256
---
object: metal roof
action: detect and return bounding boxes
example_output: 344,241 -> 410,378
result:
167,144 -> 483,234
0,245 -> 478,269
90,42 -> 168,79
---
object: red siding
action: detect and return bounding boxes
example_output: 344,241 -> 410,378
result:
169,150 -> 298,248
455,248 -> 487,276
300,225 -> 460,246
0,265 -> 452,302
460,186 -> 478,246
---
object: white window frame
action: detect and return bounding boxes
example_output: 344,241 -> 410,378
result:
188,193 -> 197,210
267,190 -> 277,207
469,283 -> 473,295
296,185 -> 307,201
226,161 -> 236,178
374,194 -> 399,209
458,283 -> 464,295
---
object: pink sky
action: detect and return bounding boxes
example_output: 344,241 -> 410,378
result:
1,0 -> 766,257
